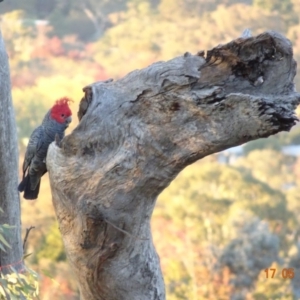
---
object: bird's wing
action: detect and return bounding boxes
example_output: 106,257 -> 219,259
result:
22,126 -> 44,176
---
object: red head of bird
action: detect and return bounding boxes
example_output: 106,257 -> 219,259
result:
50,97 -> 73,125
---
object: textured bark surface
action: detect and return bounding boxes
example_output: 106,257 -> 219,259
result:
47,31 -> 300,300
0,30 -> 24,274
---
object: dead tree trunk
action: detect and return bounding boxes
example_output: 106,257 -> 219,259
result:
0,30 -> 24,273
47,31 -> 300,300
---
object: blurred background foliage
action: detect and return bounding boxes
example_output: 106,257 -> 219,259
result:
1,0 -> 300,298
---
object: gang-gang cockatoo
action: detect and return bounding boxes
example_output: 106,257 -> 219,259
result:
18,97 -> 72,200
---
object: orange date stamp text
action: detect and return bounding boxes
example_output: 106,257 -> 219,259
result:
264,268 -> 294,279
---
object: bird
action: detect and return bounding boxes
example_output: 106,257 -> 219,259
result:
18,97 -> 72,200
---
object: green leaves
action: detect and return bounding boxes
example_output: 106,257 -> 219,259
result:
0,211 -> 39,300
0,224 -> 14,252
0,266 -> 39,300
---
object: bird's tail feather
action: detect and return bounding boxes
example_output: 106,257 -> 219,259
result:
18,174 -> 40,200
18,174 -> 28,192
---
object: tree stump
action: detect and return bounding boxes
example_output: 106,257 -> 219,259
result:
47,31 -> 300,300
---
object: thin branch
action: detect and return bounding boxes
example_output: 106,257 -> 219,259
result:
23,226 -> 35,251
104,219 -> 148,241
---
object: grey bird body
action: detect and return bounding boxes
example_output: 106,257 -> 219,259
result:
18,98 -> 72,200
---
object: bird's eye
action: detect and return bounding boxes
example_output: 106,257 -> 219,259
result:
61,114 -> 65,117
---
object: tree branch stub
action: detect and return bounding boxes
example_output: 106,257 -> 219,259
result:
47,31 -> 300,300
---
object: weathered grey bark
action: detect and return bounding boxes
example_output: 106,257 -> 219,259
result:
0,30 -> 24,273
47,31 -> 300,300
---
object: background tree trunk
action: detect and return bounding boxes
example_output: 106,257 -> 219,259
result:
47,31 -> 300,300
0,29 -> 24,273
